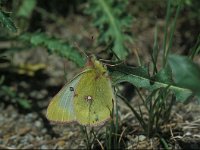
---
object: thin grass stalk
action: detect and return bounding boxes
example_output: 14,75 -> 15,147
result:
135,88 -> 148,111
153,90 -> 165,129
135,89 -> 146,126
160,137 -> 171,150
162,0 -> 172,66
118,94 -> 147,131
106,124 -> 112,149
105,126 -> 109,149
189,34 -> 200,60
164,95 -> 175,122
115,99 -> 119,149
80,126 -> 90,149
164,2 -> 181,66
152,26 -> 159,74
133,48 -> 142,66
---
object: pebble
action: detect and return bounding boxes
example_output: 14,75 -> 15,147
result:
42,128 -> 47,134
138,135 -> 146,141
41,145 -> 48,149
35,120 -> 42,128
0,114 -> 3,122
185,132 -> 192,136
57,140 -> 66,147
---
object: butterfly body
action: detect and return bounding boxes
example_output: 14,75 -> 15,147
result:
46,56 -> 114,126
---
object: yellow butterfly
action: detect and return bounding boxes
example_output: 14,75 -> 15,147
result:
46,55 -> 114,126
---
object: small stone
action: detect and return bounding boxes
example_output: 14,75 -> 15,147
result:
42,128 -> 47,133
185,131 -> 192,136
18,127 -> 31,136
0,114 -> 3,122
35,121 -> 42,128
138,135 -> 146,141
41,145 -> 48,149
36,136 -> 43,141
57,140 -> 66,147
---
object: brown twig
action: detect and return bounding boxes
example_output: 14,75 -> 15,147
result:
0,145 -> 15,150
96,138 -> 104,150
118,127 -> 126,144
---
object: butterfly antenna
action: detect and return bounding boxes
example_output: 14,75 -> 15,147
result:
102,61 -> 124,67
73,42 -> 88,58
100,59 -> 125,67
87,35 -> 102,55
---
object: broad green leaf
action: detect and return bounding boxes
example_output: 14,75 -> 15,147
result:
153,65 -> 192,101
168,54 -> 200,97
109,65 -> 192,101
0,10 -> 17,32
17,0 -> 36,18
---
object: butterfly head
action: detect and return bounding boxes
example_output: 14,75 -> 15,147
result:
86,55 -> 107,74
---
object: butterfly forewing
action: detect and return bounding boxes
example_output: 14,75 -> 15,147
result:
46,75 -> 81,123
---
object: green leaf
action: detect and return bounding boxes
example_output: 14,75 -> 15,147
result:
153,65 -> 192,101
168,54 -> 200,97
17,0 -> 37,18
189,34 -> 200,60
0,85 -> 31,109
18,98 -> 31,109
109,65 -> 192,101
19,32 -> 86,67
0,10 -> 17,32
86,0 -> 132,60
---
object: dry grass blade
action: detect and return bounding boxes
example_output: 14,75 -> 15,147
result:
118,127 -> 126,144
96,138 -> 104,150
0,145 -> 15,150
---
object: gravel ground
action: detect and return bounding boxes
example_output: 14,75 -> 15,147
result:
1,95 -> 200,149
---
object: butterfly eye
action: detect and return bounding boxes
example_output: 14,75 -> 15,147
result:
70,87 -> 74,91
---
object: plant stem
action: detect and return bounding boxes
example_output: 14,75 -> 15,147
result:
162,0 -> 172,66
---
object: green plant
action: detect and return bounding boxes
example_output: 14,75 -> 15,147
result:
0,82 -> 31,109
0,1 -> 31,109
119,87 -> 175,138
189,34 -> 200,60
162,0 -> 181,66
105,99 -> 122,149
86,0 -> 133,60
0,9 -> 17,32
168,54 -> 200,99
19,32 -> 86,67
16,0 -> 36,19
107,0 -> 199,142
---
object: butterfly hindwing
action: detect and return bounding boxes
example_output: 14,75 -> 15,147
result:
73,62 -> 114,126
